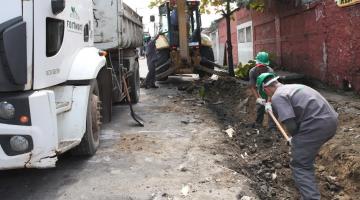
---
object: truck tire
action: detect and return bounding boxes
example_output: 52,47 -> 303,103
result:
72,80 -> 101,156
198,46 -> 215,78
155,49 -> 170,81
97,68 -> 112,123
129,61 -> 140,103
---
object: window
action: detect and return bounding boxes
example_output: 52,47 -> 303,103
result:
46,18 -> 64,57
84,24 -> 89,42
238,28 -> 245,43
237,25 -> 252,43
246,26 -> 252,42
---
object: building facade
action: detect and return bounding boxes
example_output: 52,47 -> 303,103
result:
212,0 -> 360,93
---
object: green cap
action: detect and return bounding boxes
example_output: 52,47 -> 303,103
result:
256,72 -> 279,99
255,52 -> 270,65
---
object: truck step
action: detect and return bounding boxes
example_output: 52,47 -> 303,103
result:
56,101 -> 71,115
57,140 -> 81,154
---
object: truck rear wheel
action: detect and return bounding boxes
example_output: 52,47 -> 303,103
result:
198,46 -> 215,78
72,80 -> 101,156
129,61 -> 140,103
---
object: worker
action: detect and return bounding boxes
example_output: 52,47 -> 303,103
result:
256,72 -> 338,200
143,38 -> 158,89
248,52 -> 275,130
141,35 -> 151,58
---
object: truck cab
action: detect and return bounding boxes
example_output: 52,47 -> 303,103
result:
0,0 -> 142,169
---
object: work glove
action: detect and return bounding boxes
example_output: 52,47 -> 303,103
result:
256,98 -> 266,105
265,102 -> 272,112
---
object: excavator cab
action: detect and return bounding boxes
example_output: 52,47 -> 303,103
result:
158,0 -> 201,46
154,0 -> 214,80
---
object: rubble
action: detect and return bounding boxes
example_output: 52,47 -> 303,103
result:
225,128 -> 235,138
181,184 -> 190,196
239,196 -> 255,200
185,77 -> 360,199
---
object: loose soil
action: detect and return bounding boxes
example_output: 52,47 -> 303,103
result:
181,77 -> 360,200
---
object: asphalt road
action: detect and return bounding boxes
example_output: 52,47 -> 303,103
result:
0,58 -> 257,200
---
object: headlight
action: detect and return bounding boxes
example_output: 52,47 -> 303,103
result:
10,136 -> 29,152
0,101 -> 15,120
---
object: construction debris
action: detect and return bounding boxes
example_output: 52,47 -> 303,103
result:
225,128 -> 235,138
184,77 -> 360,199
181,184 -> 190,196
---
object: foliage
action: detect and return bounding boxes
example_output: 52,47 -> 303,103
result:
199,0 -> 238,15
234,60 -> 256,80
148,0 -> 166,8
248,0 -> 266,12
237,0 -> 266,12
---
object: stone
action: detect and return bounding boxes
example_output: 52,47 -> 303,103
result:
275,162 -> 282,169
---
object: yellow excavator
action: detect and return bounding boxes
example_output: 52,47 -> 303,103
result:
152,0 -> 217,80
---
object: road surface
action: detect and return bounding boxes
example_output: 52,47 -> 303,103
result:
0,58 -> 257,200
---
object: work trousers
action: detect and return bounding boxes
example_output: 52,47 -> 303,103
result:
255,104 -> 275,129
290,118 -> 337,200
145,57 -> 156,87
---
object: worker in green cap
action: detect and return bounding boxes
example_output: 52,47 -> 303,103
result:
248,52 -> 275,130
256,72 -> 338,200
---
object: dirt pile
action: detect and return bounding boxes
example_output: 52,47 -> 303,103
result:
316,98 -> 360,199
189,77 -> 360,199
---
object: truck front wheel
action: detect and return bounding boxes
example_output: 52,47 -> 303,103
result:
72,80 -> 101,156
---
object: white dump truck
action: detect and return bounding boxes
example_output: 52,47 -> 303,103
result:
0,0 -> 143,169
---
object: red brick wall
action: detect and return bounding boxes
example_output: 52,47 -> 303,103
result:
236,7 -> 252,24
216,9 -> 254,65
250,0 -> 360,93
324,1 -> 360,92
231,13 -> 238,64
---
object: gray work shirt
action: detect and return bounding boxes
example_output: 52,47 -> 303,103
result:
271,84 -> 338,135
249,66 -> 274,86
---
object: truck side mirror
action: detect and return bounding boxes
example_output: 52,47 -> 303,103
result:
51,0 -> 66,15
150,15 -> 155,22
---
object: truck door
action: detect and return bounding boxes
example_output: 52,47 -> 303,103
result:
33,0 -> 93,89
0,0 -> 32,92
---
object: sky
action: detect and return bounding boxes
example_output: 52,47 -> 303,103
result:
123,0 -> 221,36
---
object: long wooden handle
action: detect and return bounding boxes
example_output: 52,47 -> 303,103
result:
267,110 -> 291,141
122,76 -> 131,103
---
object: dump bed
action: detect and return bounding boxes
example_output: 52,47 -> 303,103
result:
93,0 -> 143,50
